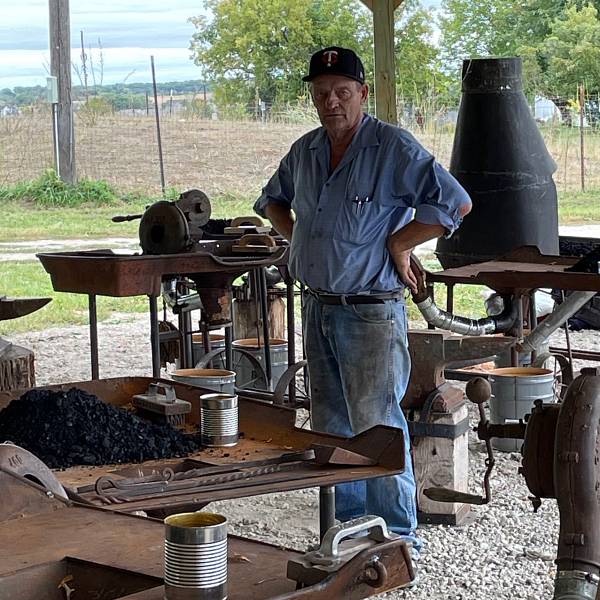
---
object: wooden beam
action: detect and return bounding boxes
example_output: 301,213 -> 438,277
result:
372,0 -> 398,124
49,0 -> 76,183
360,0 -> 404,9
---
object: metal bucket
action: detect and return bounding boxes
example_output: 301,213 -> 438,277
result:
489,367 -> 555,452
164,511 -> 227,600
200,393 -> 238,447
171,369 -> 236,395
192,334 -> 226,369
232,337 -> 288,391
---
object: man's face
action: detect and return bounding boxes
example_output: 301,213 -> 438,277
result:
310,74 -> 368,137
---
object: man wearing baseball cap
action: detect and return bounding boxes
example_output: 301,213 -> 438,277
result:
255,47 -> 471,563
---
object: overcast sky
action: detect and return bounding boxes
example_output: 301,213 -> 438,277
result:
1,0 -> 442,89
0,0 -> 205,88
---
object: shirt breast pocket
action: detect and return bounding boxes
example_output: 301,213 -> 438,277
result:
333,187 -> 398,244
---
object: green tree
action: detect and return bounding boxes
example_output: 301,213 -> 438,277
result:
538,4 -> 600,99
189,0 -> 372,108
438,0 -> 520,68
395,3 -> 448,103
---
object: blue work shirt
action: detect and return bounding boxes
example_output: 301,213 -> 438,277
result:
254,114 -> 470,294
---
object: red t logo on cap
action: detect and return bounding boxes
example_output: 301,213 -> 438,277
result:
322,50 -> 339,67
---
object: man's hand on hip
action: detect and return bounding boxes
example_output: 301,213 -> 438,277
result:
387,220 -> 445,294
265,204 -> 295,242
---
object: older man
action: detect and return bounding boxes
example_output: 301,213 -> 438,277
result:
254,47 -> 471,547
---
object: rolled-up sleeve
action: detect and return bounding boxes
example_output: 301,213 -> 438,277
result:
392,147 -> 471,237
253,151 -> 295,218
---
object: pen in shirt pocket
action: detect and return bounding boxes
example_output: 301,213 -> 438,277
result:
353,195 -> 371,216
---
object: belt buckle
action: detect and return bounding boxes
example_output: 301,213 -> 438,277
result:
339,295 -> 348,306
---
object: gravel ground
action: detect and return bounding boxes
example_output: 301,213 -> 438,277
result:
9,315 -> 600,599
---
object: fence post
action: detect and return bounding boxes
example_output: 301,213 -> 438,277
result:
579,83 -> 585,192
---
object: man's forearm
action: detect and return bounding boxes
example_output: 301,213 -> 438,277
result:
387,220 -> 445,256
265,204 -> 294,242
387,221 -> 445,293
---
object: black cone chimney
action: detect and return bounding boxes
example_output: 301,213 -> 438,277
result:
436,57 -> 559,268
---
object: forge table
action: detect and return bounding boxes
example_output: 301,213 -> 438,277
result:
0,376 -> 407,540
426,247 -> 600,375
37,242 -> 290,380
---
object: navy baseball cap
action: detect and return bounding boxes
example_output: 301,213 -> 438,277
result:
302,46 -> 366,84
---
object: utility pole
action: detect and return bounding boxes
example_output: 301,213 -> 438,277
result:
49,0 -> 76,183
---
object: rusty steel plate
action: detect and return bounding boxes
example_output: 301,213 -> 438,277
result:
0,466 -> 413,599
37,241 -> 288,297
428,247 -> 600,293
0,377 -> 405,515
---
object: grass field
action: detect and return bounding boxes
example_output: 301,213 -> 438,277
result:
0,115 -> 598,334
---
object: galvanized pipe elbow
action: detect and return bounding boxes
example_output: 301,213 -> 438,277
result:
414,295 -> 518,336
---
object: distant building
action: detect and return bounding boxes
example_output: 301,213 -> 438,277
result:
534,97 -> 561,123
0,105 -> 19,117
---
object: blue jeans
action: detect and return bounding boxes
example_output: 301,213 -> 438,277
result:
303,294 -> 419,546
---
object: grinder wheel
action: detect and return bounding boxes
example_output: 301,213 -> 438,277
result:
177,189 -> 211,232
139,201 -> 191,255
0,443 -> 67,499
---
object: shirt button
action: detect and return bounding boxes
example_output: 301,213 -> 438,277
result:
318,208 -> 322,212
325,183 -> 330,187
309,263 -> 314,268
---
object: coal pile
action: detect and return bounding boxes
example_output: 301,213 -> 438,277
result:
0,387 -> 199,468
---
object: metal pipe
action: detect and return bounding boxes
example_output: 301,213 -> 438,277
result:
150,55 -> 166,196
511,295 -> 524,367
88,294 -> 99,379
319,485 -> 336,541
519,291 -> 596,354
224,325 -> 233,371
414,294 -> 518,336
561,290 -> 575,382
258,268 -> 272,387
149,295 -> 161,378
285,273 -> 296,405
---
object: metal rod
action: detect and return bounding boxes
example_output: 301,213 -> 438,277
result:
319,485 -> 336,541
181,310 -> 193,369
528,291 -> 538,364
150,55 -> 166,196
149,295 -> 161,378
285,273 -> 296,405
259,268 -> 272,388
561,290 -> 575,382
446,283 -> 454,313
88,294 -> 99,379
510,294 -> 524,367
224,324 -> 233,371
250,271 -> 261,345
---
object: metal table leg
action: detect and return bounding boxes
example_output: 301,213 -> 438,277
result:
224,325 -> 233,371
286,274 -> 296,405
88,294 -> 99,380
149,295 -> 161,378
319,485 -> 336,541
258,268 -> 272,389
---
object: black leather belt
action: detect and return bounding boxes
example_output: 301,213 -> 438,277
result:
306,288 -> 403,305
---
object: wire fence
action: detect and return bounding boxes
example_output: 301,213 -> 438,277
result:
1,95 -> 600,198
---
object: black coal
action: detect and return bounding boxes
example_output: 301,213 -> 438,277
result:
0,387 -> 198,468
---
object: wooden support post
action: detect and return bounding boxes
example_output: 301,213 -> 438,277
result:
372,0 -> 398,124
49,0 -> 76,183
413,402 -> 470,524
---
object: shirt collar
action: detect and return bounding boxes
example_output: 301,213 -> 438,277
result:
308,113 -> 380,151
